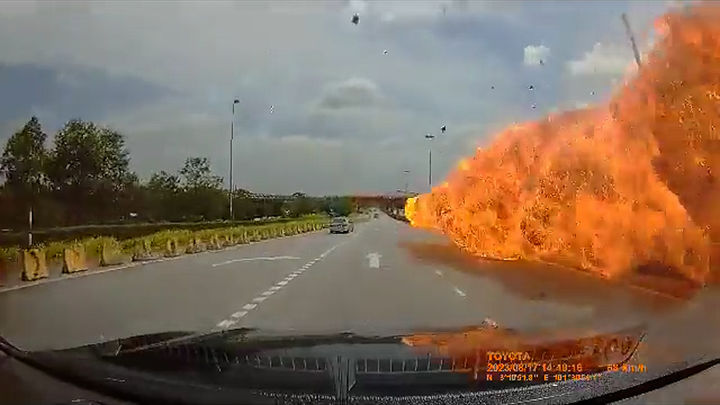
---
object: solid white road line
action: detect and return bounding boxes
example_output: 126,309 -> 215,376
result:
453,286 -> 467,297
231,311 -> 248,318
242,303 -> 258,310
212,256 -> 300,267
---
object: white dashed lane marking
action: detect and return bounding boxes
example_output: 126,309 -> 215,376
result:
217,320 -> 236,329
214,241 -> 345,330
453,286 -> 467,297
435,270 -> 443,276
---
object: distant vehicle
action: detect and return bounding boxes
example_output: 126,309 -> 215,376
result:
329,216 -> 354,233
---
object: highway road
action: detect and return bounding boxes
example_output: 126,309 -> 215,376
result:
0,213 -> 716,364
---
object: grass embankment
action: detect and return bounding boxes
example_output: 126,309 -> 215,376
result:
0,216 -> 308,247
0,215 -> 329,268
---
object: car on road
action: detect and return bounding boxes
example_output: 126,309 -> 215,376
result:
329,216 -> 354,233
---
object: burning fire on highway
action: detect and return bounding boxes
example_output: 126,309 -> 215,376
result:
406,4 -> 720,286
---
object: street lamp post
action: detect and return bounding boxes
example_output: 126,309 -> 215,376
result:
229,99 -> 239,220
424,134 -> 435,188
402,170 -> 410,194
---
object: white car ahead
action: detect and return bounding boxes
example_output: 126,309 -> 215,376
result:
329,216 -> 354,233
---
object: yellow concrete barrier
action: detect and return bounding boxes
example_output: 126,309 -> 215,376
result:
216,235 -> 232,247
132,239 -> 155,261
208,234 -> 222,250
62,244 -> 88,274
185,237 -> 206,254
21,249 -> 48,281
164,238 -> 181,257
100,240 -> 124,266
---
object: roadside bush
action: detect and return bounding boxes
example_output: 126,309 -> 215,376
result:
0,247 -> 18,266
0,216 -> 329,273
0,216 -> 315,247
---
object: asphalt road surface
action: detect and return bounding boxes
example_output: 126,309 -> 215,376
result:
0,213 -> 718,376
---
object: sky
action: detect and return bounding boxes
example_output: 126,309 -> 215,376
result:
0,0 -> 677,195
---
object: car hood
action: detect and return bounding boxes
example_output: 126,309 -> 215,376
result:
1,324 -> 716,404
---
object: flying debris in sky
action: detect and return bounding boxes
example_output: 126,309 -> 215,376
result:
440,125 -> 446,134
539,59 -> 545,65
528,85 -> 534,90
591,90 -> 596,96
269,105 -> 274,114
531,104 -> 537,109
352,13 -> 359,25
383,49 -> 389,55
490,85 -> 495,90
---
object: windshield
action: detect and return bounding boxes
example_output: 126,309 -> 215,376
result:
0,1 -> 719,403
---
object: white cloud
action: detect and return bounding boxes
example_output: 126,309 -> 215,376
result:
316,77 -> 384,109
348,0 -> 368,15
567,42 -> 635,76
0,1 -> 672,195
523,45 -> 550,66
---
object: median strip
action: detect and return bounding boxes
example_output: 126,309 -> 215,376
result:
0,219 -> 328,293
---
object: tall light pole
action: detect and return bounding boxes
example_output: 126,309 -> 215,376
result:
621,13 -> 641,68
229,98 -> 239,220
403,169 -> 410,194
424,134 -> 435,188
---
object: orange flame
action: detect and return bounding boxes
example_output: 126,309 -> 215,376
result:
406,4 -> 720,284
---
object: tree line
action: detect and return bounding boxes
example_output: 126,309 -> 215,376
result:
0,117 -> 353,229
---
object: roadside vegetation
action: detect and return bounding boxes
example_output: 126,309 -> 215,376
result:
0,117 -> 355,228
0,116 -> 356,248
0,216 -> 329,271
